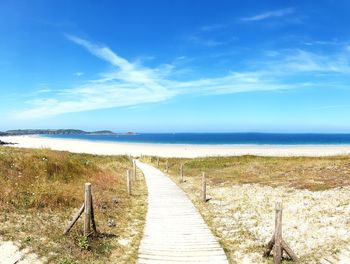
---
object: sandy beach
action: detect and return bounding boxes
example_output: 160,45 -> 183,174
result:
1,135 -> 350,157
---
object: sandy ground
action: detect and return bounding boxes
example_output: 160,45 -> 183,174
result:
0,239 -> 44,264
177,180 -> 350,263
210,185 -> 350,263
2,135 -> 350,157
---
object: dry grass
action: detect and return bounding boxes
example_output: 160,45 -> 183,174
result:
146,155 -> 350,263
0,146 -> 147,263
154,155 -> 350,191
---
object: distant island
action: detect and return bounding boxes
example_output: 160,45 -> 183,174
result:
0,129 -> 123,136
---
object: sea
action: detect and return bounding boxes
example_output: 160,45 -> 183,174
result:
42,133 -> 350,145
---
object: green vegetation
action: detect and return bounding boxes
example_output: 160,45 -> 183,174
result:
0,146 -> 147,263
151,155 -> 350,191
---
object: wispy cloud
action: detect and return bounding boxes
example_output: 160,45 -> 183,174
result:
16,35 -> 176,118
35,89 -> 52,94
265,49 -> 350,74
311,105 -> 350,111
188,35 -> 224,47
14,35 -> 350,119
241,7 -> 294,22
200,24 -> 226,32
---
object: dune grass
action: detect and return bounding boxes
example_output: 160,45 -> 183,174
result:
0,146 -> 147,263
151,155 -> 350,191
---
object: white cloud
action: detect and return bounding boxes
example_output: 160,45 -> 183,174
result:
14,36 -> 350,119
269,49 -> 350,74
35,89 -> 52,94
75,72 -> 84,76
200,24 -> 226,32
241,8 -> 294,22
16,36 -> 178,119
312,105 -> 350,110
188,35 -> 224,47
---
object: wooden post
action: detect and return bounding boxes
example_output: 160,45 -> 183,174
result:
133,160 -> 137,180
90,197 -> 97,234
274,200 -> 283,264
263,200 -> 298,262
64,183 -> 99,236
64,203 -> 84,235
201,172 -> 207,202
126,170 -> 131,195
180,163 -> 184,182
165,160 -> 169,173
157,157 -> 160,167
84,183 -> 92,236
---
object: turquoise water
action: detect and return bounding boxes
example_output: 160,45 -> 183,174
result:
43,133 -> 350,145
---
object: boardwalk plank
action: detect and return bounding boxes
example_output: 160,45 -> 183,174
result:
136,161 -> 228,264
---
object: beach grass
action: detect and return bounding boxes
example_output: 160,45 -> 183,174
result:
0,146 -> 147,263
153,155 -> 350,191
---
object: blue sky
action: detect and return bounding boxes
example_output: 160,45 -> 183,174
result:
1,0 -> 350,132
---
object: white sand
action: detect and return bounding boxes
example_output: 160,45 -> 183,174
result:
1,135 -> 350,157
187,183 -> 350,263
0,239 -> 44,264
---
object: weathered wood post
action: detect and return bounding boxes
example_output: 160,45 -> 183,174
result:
90,197 -> 97,234
64,204 -> 84,235
274,200 -> 283,264
133,160 -> 137,180
84,183 -> 92,236
263,200 -> 298,263
157,157 -> 160,167
126,169 -> 131,195
64,183 -> 97,235
201,172 -> 207,202
180,163 -> 184,182
165,160 -> 169,173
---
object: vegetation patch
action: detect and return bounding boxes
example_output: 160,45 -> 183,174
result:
0,146 -> 147,263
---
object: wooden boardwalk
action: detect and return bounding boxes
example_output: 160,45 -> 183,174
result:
136,161 -> 228,264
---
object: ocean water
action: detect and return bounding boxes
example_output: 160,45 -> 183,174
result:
42,133 -> 350,145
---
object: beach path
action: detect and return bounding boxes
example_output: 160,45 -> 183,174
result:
135,160 -> 228,264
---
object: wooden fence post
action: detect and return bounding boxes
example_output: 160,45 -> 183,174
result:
84,183 -> 92,236
64,203 -> 84,235
157,157 -> 160,167
201,172 -> 207,202
274,201 -> 282,264
133,160 -> 137,180
126,169 -> 131,195
165,160 -> 169,173
64,183 -> 97,235
90,196 -> 97,233
180,163 -> 184,182
263,200 -> 298,263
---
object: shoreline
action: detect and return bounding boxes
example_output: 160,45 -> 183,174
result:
1,135 -> 350,157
